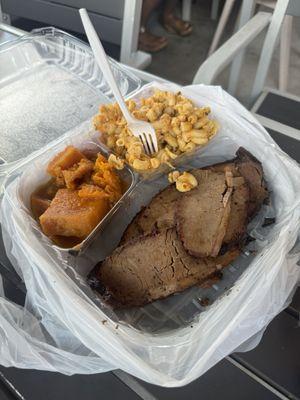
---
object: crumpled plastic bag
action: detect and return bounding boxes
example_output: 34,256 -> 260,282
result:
0,82 -> 299,387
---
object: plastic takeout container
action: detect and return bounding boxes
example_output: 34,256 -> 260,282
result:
0,27 -> 141,178
4,116 -> 271,330
0,82 -> 300,387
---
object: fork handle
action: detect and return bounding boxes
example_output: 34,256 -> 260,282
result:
79,8 -> 134,124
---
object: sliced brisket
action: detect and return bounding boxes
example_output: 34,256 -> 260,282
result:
96,228 -> 239,307
223,177 -> 249,244
92,148 -> 268,308
235,148 -> 268,217
204,148 -> 268,218
176,170 -> 232,257
121,185 -> 180,244
208,164 -> 250,245
121,153 -> 258,249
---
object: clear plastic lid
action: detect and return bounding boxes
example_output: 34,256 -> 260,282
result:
0,27 -> 141,168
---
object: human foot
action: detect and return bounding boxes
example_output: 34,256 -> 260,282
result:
139,28 -> 168,53
163,14 -> 192,37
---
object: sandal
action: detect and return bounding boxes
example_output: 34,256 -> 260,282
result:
139,27 -> 168,53
163,15 -> 192,37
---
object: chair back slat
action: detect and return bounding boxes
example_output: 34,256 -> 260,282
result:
250,0 -> 291,105
192,0 -> 297,105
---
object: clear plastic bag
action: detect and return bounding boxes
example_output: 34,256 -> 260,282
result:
0,83 -> 300,387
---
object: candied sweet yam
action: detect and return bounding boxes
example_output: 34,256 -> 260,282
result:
78,184 -> 109,200
33,147 -> 125,246
47,146 -> 85,178
94,153 -> 109,171
30,179 -> 59,219
40,189 -> 109,239
92,155 -> 123,204
62,158 -> 94,190
31,196 -> 52,219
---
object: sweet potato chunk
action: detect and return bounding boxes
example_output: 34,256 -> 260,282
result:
40,189 -> 109,238
47,146 -> 85,178
92,154 -> 123,204
62,158 -> 94,190
31,179 -> 60,219
31,196 -> 52,219
78,184 -> 109,200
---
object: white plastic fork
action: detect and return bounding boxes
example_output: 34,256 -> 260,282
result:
79,8 -> 158,155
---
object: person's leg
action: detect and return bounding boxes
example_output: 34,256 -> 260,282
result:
139,0 -> 168,53
163,0 -> 177,16
163,0 -> 192,36
141,0 -> 161,27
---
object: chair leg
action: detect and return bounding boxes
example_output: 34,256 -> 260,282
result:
182,0 -> 192,21
208,0 -> 236,56
279,15 -> 293,91
211,0 -> 220,20
120,0 -> 152,69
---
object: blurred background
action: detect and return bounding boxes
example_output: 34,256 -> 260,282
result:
1,0 -> 299,105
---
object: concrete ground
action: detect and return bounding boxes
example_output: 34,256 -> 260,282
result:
145,0 -> 300,105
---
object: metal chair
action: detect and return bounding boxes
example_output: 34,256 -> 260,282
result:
193,0 -> 300,107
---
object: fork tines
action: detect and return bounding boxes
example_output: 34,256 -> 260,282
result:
140,132 -> 157,155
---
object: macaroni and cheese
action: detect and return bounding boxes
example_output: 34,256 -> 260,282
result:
94,90 -> 218,172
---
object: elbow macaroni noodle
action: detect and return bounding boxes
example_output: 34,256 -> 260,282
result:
94,90 -> 219,172
168,171 -> 198,192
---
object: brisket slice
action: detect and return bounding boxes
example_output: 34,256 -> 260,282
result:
95,228 -> 239,307
206,150 -> 268,241
121,185 -> 180,244
223,177 -> 249,244
208,165 -> 250,245
192,166 -> 249,244
204,148 -> 268,218
120,214 -> 144,244
235,148 -> 268,217
176,170 -> 232,258
121,148 -> 267,250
